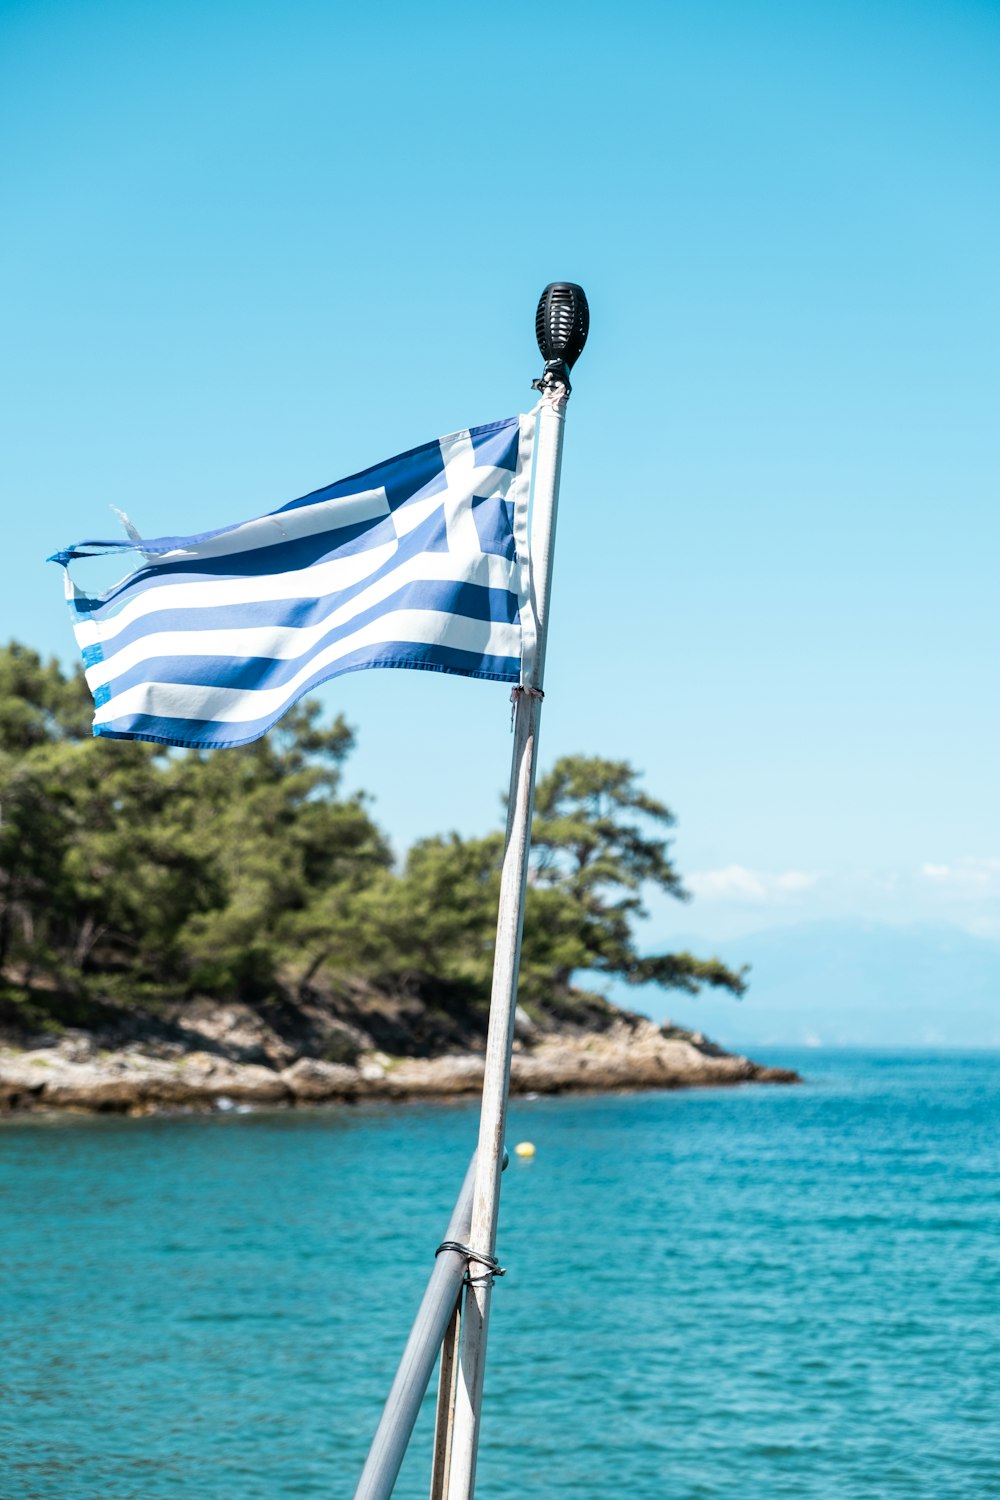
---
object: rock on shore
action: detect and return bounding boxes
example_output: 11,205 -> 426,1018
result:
0,1017 -> 797,1115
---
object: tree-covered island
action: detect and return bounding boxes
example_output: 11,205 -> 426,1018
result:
0,643 -> 797,1110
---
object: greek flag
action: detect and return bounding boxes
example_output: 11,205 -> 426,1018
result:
50,415 -> 537,749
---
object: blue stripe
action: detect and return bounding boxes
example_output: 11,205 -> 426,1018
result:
98,581 -> 520,698
97,561 -> 519,664
69,511 -> 403,616
70,504 -> 433,621
94,643 -> 520,749
70,487 -> 504,626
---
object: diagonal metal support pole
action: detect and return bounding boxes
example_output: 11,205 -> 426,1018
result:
353,1155 -> 477,1500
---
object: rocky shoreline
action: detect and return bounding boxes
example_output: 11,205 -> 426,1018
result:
0,1015 -> 798,1116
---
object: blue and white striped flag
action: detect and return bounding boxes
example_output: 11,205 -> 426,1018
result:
51,415 -> 537,749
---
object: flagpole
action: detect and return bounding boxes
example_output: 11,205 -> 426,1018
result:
447,284 -> 589,1500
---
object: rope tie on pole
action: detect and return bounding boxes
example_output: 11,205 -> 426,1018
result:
528,387 -> 569,415
435,1240 -> 507,1286
510,684 -> 544,729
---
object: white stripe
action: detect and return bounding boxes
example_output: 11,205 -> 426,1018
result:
141,488 -> 389,563
93,612 -> 521,726
439,432 -> 498,559
81,538 -> 401,644
86,548 -> 519,689
390,489 -> 446,539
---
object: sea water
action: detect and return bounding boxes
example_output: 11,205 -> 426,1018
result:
1,1051 -> 998,1499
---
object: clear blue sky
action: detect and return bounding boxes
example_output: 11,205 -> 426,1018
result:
2,0 -> 998,1013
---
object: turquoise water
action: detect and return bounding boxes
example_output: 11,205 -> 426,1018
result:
2,1051 -> 998,1498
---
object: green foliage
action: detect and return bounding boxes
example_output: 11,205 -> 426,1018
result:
0,644 -> 388,998
0,641 -> 743,1021
0,640 -> 93,748
307,834 -> 505,1009
522,755 -> 745,999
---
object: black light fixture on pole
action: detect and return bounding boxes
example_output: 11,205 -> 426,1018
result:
532,281 -> 590,394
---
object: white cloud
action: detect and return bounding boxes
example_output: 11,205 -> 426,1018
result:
920,857 -> 1000,887
686,864 -> 820,903
666,857 -> 1000,941
774,870 -> 818,893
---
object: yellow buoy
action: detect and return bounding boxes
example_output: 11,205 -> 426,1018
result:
514,1141 -> 536,1158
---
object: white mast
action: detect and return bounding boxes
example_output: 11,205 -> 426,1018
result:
446,283 -> 589,1500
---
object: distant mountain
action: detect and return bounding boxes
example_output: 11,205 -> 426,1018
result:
609,921 -> 1000,1049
